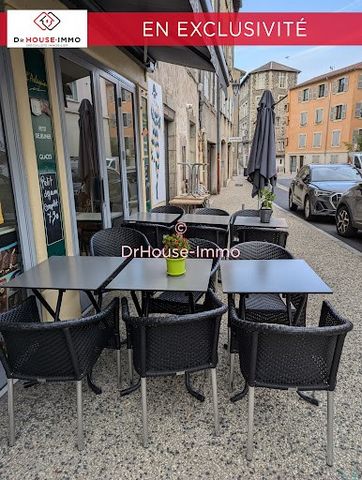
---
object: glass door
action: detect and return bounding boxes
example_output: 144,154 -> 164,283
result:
58,56 -> 104,254
119,87 -> 139,215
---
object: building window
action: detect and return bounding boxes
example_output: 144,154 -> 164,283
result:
313,132 -> 322,148
337,77 -> 347,93
279,72 -> 287,88
298,134 -> 307,148
315,108 -> 323,124
312,155 -> 320,163
302,88 -> 309,102
332,104 -> 346,121
331,130 -> 341,147
355,102 -> 362,118
285,137 -> 288,146
318,84 -> 326,98
331,154 -> 339,164
65,81 -> 78,101
358,74 -> 362,89
256,73 -> 266,90
300,112 -> 308,126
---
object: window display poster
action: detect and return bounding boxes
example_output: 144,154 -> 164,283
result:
24,49 -> 65,256
147,79 -> 166,206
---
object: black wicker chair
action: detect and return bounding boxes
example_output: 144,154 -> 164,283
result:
151,205 -> 185,217
228,241 -> 308,390
0,296 -> 119,450
148,238 -> 221,314
90,226 -> 150,257
185,225 -> 228,249
236,227 -> 289,248
121,290 -> 227,447
230,299 -> 353,465
90,226 -> 151,384
195,207 -> 229,216
125,222 -> 173,249
229,209 -> 259,247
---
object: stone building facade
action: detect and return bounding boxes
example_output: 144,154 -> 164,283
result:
239,61 -> 300,173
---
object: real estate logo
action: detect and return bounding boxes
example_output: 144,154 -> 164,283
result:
33,12 -> 61,31
7,10 -> 87,48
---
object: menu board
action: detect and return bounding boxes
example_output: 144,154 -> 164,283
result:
24,49 -> 65,256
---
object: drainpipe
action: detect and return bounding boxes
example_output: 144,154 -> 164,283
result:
216,0 -> 221,194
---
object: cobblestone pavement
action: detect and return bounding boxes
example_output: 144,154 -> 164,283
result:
0,179 -> 361,480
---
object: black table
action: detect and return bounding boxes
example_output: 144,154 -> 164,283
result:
106,257 -> 212,315
4,256 -> 127,321
106,257 -> 213,400
221,259 -> 332,403
3,256 -> 128,394
233,216 -> 288,229
123,212 -> 180,226
181,213 -> 230,227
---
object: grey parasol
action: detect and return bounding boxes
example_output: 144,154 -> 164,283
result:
246,90 -> 277,198
78,98 -> 100,209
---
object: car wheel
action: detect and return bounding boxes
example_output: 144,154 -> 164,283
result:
336,205 -> 357,237
304,196 -> 314,221
289,190 -> 298,211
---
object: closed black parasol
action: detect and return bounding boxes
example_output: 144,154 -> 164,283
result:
246,90 -> 277,198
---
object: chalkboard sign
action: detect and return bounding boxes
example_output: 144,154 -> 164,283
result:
24,49 -> 65,256
39,173 -> 63,246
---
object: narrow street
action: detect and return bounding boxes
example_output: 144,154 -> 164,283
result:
275,178 -> 362,253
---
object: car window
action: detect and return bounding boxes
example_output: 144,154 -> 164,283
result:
311,166 -> 362,182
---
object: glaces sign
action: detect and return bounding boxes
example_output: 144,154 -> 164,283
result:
7,10 -> 87,48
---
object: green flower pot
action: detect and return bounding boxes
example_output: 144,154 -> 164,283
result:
166,257 -> 186,276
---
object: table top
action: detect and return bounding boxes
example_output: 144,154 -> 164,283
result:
76,212 -> 121,222
233,216 -> 288,229
3,256 -> 127,291
181,214 -> 230,226
123,212 -> 180,225
169,195 -> 209,206
106,258 -> 213,292
220,259 -> 332,294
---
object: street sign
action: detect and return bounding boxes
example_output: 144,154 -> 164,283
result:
228,137 -> 242,142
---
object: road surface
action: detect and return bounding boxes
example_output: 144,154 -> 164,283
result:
275,178 -> 362,253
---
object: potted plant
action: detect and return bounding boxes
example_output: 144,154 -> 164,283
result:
162,233 -> 189,276
259,187 -> 276,223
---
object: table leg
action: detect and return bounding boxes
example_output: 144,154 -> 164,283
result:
286,293 -> 292,325
54,289 -> 65,321
185,373 -> 205,402
141,292 -> 150,317
85,290 -> 101,313
293,294 -> 308,326
32,289 -> 56,318
230,294 -> 248,400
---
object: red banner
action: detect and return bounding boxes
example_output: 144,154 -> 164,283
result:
1,12 -> 362,46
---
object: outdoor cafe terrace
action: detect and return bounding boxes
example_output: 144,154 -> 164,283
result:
0,179 -> 360,480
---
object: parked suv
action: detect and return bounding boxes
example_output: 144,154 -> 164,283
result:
336,182 -> 362,236
289,164 -> 362,220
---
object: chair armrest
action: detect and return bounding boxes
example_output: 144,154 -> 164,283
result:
0,296 -> 40,324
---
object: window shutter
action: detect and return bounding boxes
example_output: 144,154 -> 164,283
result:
355,102 -> 362,118
330,107 -> 336,120
344,76 -> 349,92
341,104 -> 347,119
298,91 -> 302,103
332,81 -> 338,94
352,129 -> 359,143
324,83 -> 329,96
312,87 -> 318,100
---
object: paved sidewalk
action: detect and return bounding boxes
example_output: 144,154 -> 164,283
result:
0,179 -> 361,480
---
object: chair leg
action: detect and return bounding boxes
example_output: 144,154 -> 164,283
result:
327,391 -> 334,467
247,386 -> 255,461
141,377 -> 148,447
229,353 -> 236,391
76,380 -> 84,451
116,349 -> 121,387
7,379 -> 15,447
210,368 -> 220,436
128,348 -> 133,385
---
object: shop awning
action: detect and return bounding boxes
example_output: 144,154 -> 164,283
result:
61,0 -> 230,89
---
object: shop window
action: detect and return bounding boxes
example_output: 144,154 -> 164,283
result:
331,154 -> 339,164
312,155 -> 320,163
0,109 -> 24,313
